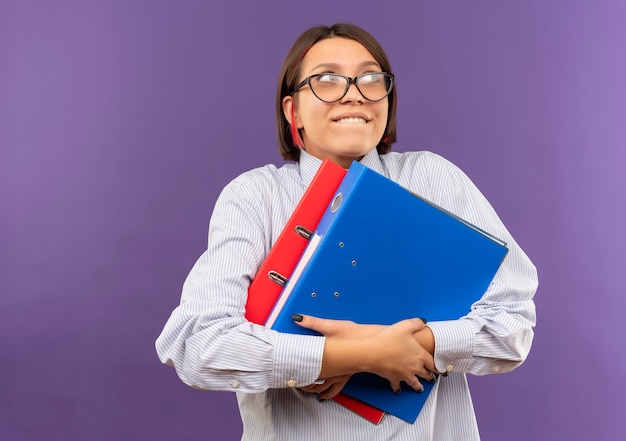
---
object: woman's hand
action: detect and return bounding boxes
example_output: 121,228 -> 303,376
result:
292,314 -> 385,339
293,316 -> 378,399
367,318 -> 436,393
299,374 -> 352,400
295,315 -> 437,393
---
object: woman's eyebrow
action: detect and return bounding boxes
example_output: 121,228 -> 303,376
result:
309,61 -> 381,72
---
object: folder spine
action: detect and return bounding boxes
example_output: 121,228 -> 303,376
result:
315,162 -> 366,236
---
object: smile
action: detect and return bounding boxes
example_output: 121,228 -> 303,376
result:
335,117 -> 368,124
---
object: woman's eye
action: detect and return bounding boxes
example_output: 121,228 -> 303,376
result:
318,74 -> 341,83
359,73 -> 382,84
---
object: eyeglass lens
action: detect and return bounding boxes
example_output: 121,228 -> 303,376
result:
309,73 -> 392,102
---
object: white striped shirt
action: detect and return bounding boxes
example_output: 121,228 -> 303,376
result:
156,149 -> 537,441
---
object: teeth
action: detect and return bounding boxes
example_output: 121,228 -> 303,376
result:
336,117 -> 366,124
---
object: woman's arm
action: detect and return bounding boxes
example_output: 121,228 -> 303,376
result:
155,174 -> 327,393
295,315 -> 436,393
424,157 -> 538,376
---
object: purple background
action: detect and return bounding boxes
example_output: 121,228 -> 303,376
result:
2,1 -> 625,440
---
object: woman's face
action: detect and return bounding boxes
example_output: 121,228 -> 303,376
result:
283,37 -> 389,168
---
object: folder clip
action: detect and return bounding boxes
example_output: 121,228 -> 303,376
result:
267,270 -> 288,287
294,225 -> 312,240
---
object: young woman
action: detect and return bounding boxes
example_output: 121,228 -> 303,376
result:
156,23 -> 538,441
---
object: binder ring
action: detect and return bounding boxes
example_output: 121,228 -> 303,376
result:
295,225 -> 312,240
268,270 -> 288,286
330,193 -> 343,212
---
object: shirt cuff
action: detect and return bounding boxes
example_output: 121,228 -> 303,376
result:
272,332 -> 326,389
427,319 -> 476,374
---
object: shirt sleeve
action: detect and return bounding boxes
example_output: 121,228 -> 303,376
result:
155,176 -> 326,393
422,156 -> 538,376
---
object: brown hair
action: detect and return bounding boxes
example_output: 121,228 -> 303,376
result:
276,23 -> 397,162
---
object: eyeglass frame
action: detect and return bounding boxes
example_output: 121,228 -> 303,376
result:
290,72 -> 395,103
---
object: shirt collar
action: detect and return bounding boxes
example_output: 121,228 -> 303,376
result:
298,149 -> 386,186
358,149 -> 386,176
298,150 -> 323,187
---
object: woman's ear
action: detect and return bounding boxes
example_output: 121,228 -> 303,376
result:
282,96 -> 302,128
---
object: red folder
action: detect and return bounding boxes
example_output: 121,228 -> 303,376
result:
245,159 -> 347,324
245,159 -> 385,425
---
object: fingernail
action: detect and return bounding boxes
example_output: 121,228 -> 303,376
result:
394,389 -> 401,395
442,372 -> 449,377
292,314 -> 303,322
417,387 -> 424,393
428,377 -> 436,384
419,317 -> 428,324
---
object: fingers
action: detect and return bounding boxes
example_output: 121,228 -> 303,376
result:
292,314 -> 349,336
299,383 -> 324,393
415,364 -> 437,383
402,317 -> 428,333
391,372 -> 443,395
406,375 -> 425,393
389,380 -> 402,394
318,380 -> 346,400
300,375 -> 352,400
293,315 -> 426,340
389,376 -> 425,394
292,313 -> 323,332
293,314 -> 386,339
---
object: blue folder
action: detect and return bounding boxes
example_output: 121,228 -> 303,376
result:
265,161 -> 508,423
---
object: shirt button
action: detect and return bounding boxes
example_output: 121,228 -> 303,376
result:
229,380 -> 239,388
492,366 -> 500,373
446,364 -> 454,372
287,379 -> 297,388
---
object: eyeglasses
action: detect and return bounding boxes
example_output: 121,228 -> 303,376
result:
291,72 -> 394,103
